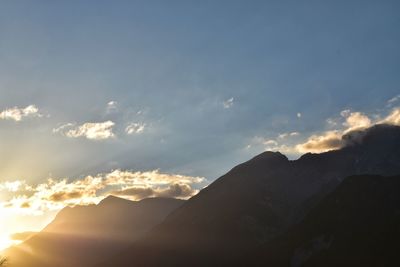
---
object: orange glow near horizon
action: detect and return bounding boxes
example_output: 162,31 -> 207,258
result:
0,168 -> 205,253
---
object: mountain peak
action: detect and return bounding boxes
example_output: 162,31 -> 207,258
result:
250,151 -> 288,162
99,195 -> 132,205
343,124 -> 400,148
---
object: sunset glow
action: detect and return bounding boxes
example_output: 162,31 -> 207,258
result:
0,235 -> 12,251
1,1 -> 400,266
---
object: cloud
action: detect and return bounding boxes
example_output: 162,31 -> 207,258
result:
380,107 -> 400,125
159,183 -> 195,198
104,169 -> 204,186
111,183 -> 196,199
0,169 -> 205,215
248,136 -> 299,155
53,121 -> 115,140
342,111 -> 371,132
0,181 -> 30,192
111,187 -> 154,199
278,132 -> 299,139
263,139 -> 278,146
294,110 -> 371,154
0,105 -> 42,121
52,123 -> 75,134
340,109 -> 351,117
106,101 -> 118,113
125,122 -> 146,135
387,95 -> 400,107
295,107 -> 399,154
326,118 -> 338,127
48,191 -> 84,202
295,131 -> 343,153
20,202 -> 31,208
222,97 -> 234,109
252,103 -> 400,155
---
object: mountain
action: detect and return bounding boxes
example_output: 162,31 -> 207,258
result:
247,174 -> 400,266
97,124 -> 400,266
4,197 -> 184,267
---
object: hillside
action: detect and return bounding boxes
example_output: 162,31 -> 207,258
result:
4,197 -> 184,267
98,125 -> 400,266
247,174 -> 400,266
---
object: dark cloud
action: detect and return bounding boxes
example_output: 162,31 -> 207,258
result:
48,191 -> 84,202
20,202 -> 31,208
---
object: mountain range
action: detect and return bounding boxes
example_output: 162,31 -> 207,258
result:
4,124 -> 400,266
247,174 -> 400,266
97,124 -> 400,266
4,197 -> 184,267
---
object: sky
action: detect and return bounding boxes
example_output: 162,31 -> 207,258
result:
0,0 -> 400,250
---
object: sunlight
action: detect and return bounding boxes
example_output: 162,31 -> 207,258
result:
0,234 -> 13,251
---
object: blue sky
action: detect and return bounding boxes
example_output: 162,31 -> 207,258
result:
1,1 -> 399,182
0,1 -> 399,191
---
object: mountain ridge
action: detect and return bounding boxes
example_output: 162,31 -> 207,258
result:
97,124 -> 400,266
4,197 -> 184,267
246,174 -> 400,266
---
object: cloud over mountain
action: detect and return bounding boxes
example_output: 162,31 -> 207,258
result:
296,131 -> 342,153
111,183 -> 196,199
296,107 -> 400,153
0,170 -> 204,215
251,104 -> 400,155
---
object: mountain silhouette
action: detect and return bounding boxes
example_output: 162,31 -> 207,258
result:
97,124 -> 400,266
247,174 -> 400,266
4,197 -> 184,267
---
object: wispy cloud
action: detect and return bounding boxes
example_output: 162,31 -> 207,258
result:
278,132 -> 299,139
263,139 -> 278,146
53,121 -> 116,140
0,105 -> 42,121
0,169 -> 205,215
247,136 -> 299,155
222,97 -> 234,109
106,101 -> 118,114
125,122 -> 146,135
387,95 -> 400,107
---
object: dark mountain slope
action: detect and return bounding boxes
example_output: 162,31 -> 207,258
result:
98,124 -> 400,266
4,197 -> 184,267
248,175 -> 400,267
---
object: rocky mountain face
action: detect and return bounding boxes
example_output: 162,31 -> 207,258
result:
247,174 -> 400,267
4,197 -> 184,267
97,124 -> 400,266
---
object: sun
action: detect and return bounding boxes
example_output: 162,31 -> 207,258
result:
0,235 -> 13,251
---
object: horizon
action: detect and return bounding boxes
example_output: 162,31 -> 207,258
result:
1,0 -> 400,255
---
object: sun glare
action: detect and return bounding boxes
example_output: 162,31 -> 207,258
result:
0,234 -> 13,251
